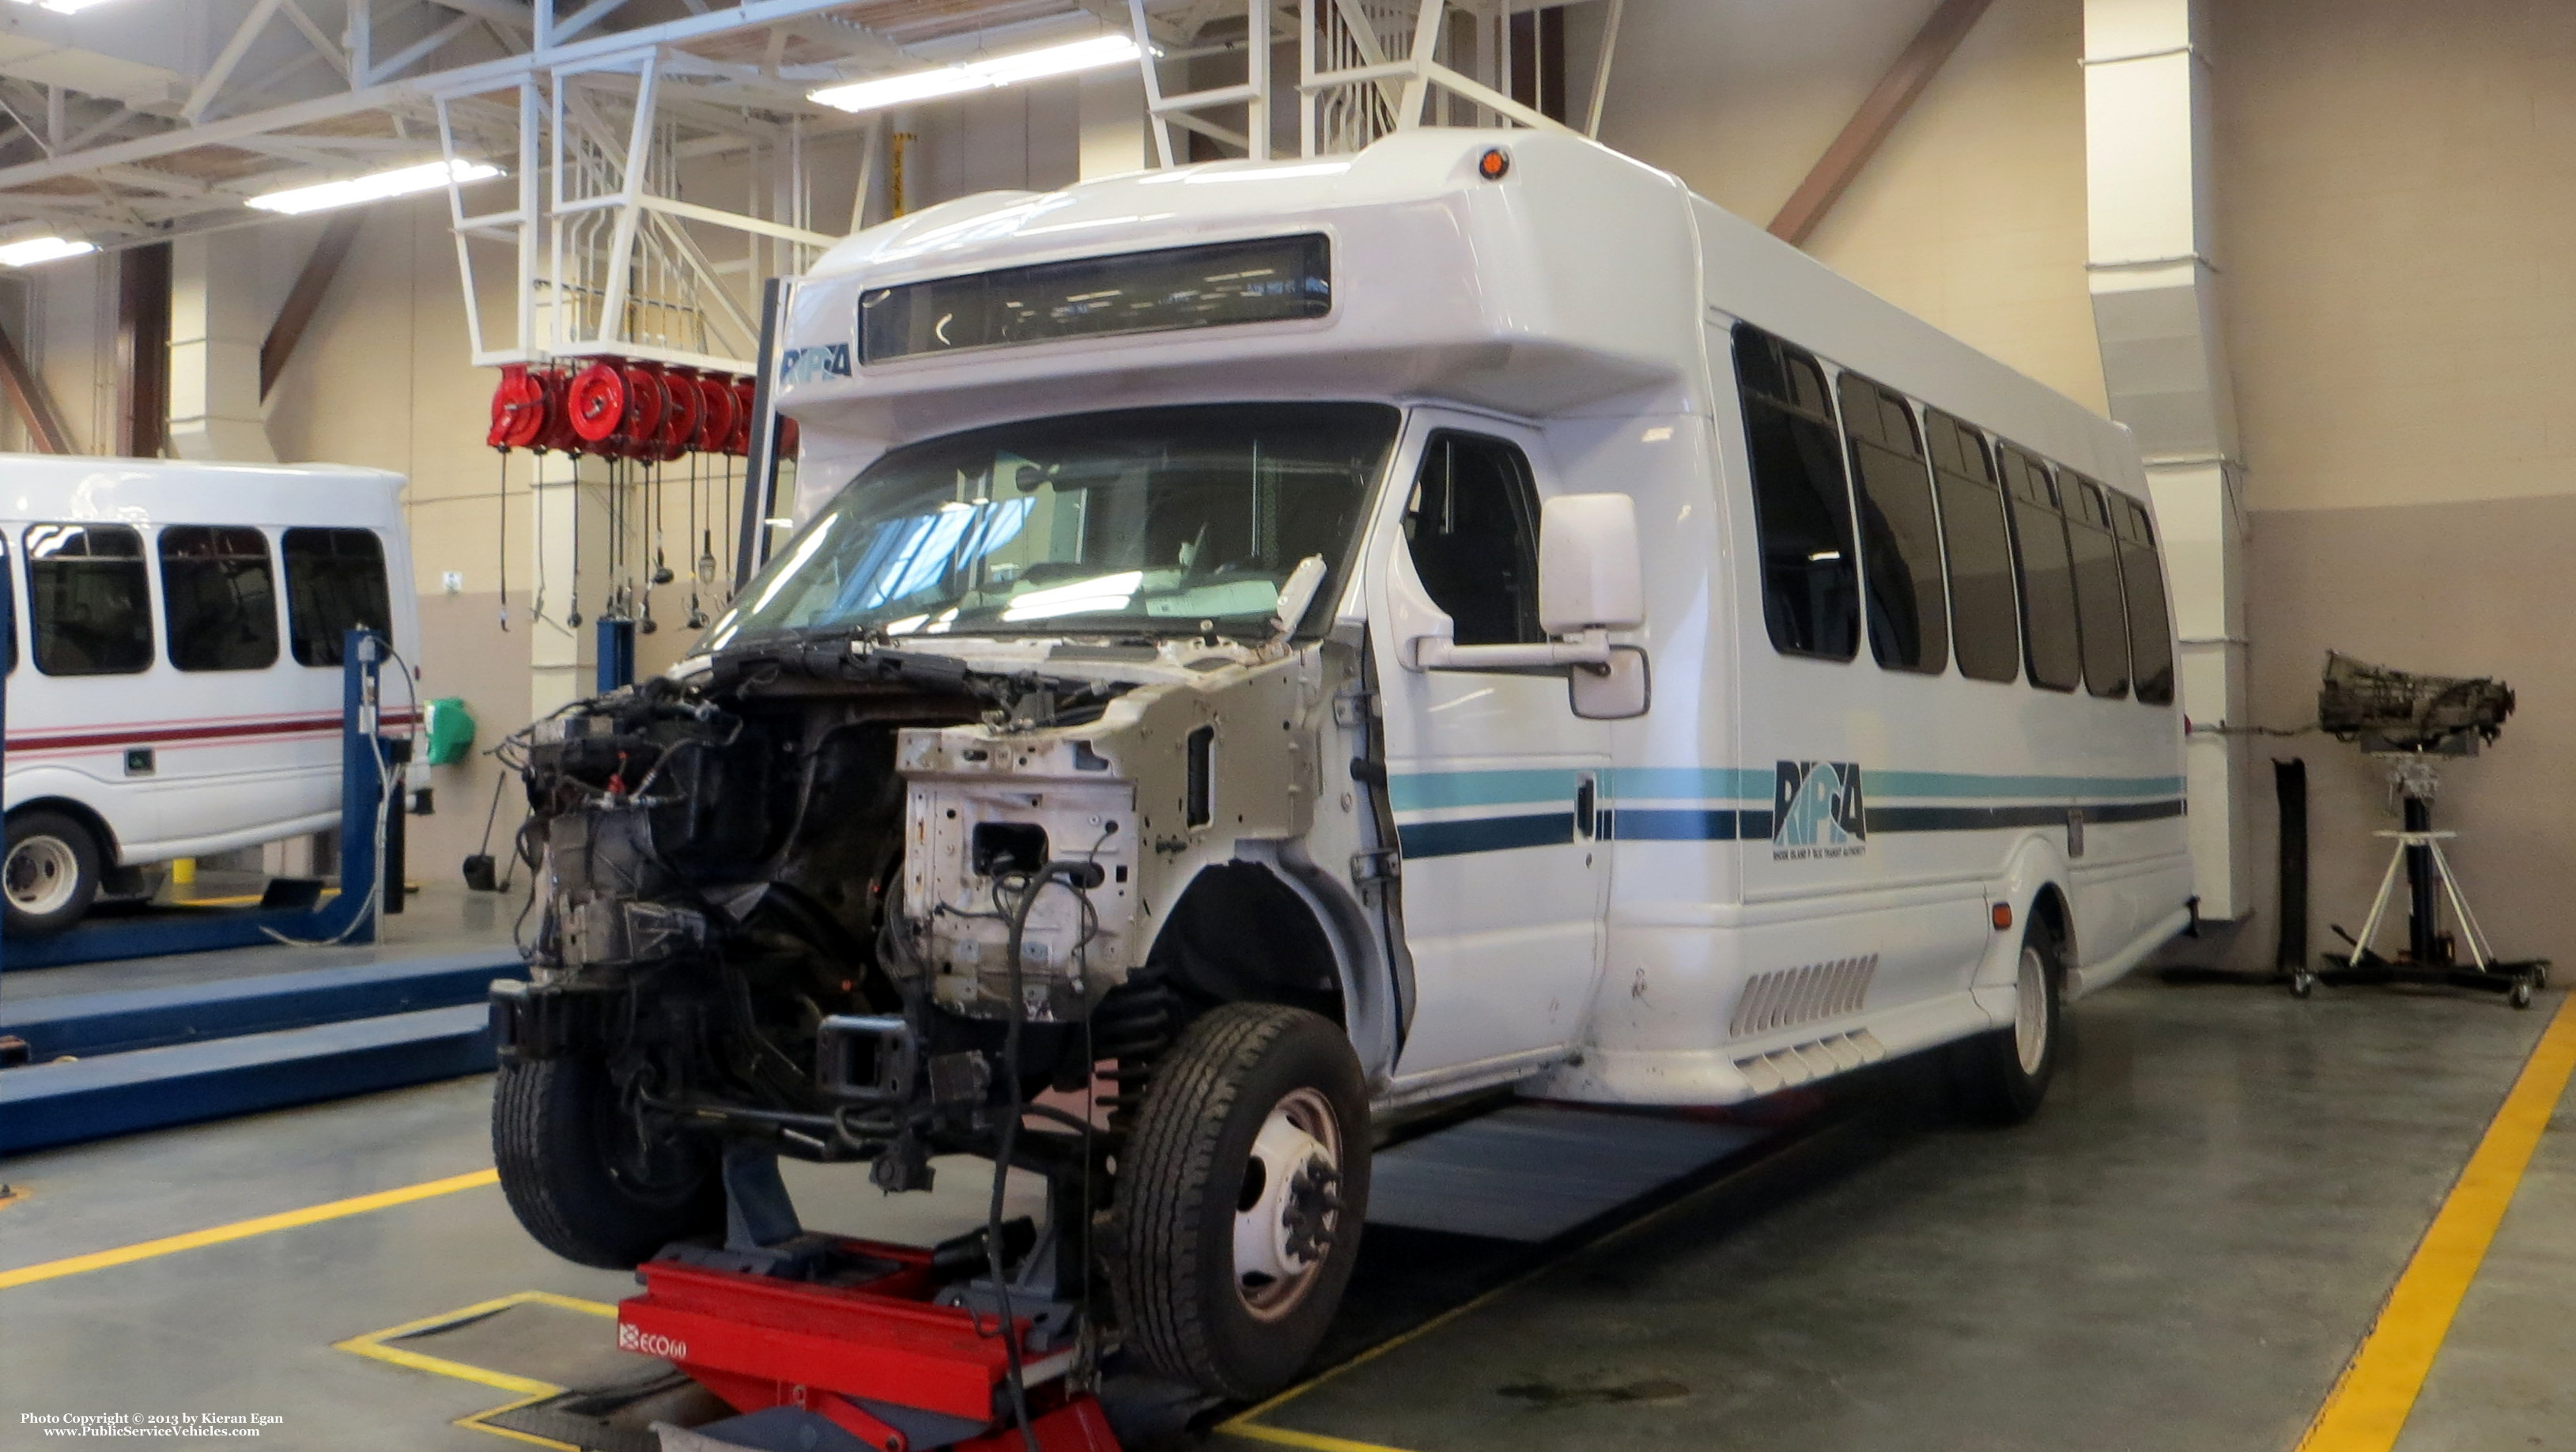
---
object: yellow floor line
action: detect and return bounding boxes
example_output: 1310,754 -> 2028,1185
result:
2298,989 -> 2576,1452
0,1168 -> 499,1291
334,1290 -> 621,1452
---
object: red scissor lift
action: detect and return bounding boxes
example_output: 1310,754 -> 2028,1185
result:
617,1235 -> 1122,1452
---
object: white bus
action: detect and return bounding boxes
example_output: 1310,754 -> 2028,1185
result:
492,130 -> 2190,1404
0,457 -> 417,936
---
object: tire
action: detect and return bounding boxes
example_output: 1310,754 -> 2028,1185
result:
492,1055 -> 723,1269
1112,1003 -> 1371,1400
4,808 -> 102,938
1952,918 -> 2064,1126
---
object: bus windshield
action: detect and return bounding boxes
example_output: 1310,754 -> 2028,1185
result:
702,403 -> 1399,648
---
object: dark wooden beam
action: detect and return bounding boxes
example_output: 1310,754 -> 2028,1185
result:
260,213 -> 364,399
1769,0 -> 1996,248
0,314 -> 71,454
115,242 -> 170,459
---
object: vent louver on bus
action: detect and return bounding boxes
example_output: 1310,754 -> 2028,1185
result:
1728,954 -> 1878,1038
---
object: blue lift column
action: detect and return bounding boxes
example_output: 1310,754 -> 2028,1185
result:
597,617 -> 636,693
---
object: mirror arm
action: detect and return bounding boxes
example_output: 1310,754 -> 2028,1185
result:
1407,627 -> 1615,673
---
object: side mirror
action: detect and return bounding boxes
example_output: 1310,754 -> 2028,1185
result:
1404,492 -> 1651,720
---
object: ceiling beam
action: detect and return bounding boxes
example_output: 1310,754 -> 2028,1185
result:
1768,0 -> 1994,248
261,211 -> 364,397
0,314 -> 74,454
0,0 -> 875,194
183,0 -> 289,123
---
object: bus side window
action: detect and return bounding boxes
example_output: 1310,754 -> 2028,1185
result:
282,527 -> 392,667
1403,432 -> 1543,646
1732,322 -> 1859,661
1924,411 -> 2018,683
2115,494 -> 2176,705
2,533 -> 14,675
160,526 -> 280,672
1837,372 -> 1947,674
1996,445 -> 2080,692
25,523 -> 153,677
2064,475 -> 2130,698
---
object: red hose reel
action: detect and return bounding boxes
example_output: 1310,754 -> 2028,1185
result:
485,357 -> 768,460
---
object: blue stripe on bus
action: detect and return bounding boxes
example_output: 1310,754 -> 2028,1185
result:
1404,798 -> 2185,857
1387,766 -> 2187,810
1396,812 -> 1576,859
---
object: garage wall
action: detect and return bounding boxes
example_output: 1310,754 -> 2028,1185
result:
2218,0 -> 2576,970
1599,0 -> 2106,414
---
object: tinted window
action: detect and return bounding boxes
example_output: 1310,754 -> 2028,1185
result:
859,234 -> 1331,364
1734,323 -> 1858,660
2116,494 -> 2175,705
25,524 -> 152,676
1998,446 -> 2080,692
1925,411 -> 2018,683
1,533 -> 13,674
282,527 -> 391,667
160,527 -> 279,672
1838,374 -> 1947,674
1404,432 -> 1543,646
2065,475 -> 2128,698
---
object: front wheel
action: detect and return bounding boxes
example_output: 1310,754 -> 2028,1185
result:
1112,1003 -> 1371,1400
1952,921 -> 2064,1125
492,1056 -> 724,1269
4,808 -> 102,938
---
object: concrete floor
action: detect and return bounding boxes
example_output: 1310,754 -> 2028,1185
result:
0,966 -> 2567,1452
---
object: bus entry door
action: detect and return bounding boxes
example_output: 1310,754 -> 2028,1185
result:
1367,420 -> 1611,1079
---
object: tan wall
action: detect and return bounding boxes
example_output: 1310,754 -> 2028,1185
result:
1601,0 -> 2107,413
2213,0 -> 2576,969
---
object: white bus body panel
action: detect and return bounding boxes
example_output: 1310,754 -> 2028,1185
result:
0,456 -> 417,868
772,130 -> 2192,1109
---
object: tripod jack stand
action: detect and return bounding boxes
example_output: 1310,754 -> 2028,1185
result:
2302,754 -> 2548,1008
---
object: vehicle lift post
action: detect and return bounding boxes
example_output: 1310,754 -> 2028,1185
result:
1,628 -> 410,970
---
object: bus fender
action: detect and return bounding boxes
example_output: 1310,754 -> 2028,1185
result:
1976,834 -> 2072,994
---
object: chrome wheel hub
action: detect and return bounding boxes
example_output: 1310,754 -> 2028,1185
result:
5,835 -> 78,917
1232,1087 -> 1343,1320
2013,943 -> 2049,1076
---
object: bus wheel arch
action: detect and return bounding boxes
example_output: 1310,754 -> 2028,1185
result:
1145,859 -> 1350,1028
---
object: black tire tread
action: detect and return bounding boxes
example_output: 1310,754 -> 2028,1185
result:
492,1057 -> 720,1269
1113,1002 -> 1365,1398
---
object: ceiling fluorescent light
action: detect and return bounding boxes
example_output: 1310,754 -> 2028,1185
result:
8,0 -> 124,13
247,159 -> 500,216
0,236 -> 96,267
810,33 -> 1141,115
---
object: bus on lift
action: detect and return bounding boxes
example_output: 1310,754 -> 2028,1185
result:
1,457 -> 414,937
489,129 -> 2190,1404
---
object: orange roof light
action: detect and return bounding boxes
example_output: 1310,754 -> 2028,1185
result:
1478,147 -> 1511,180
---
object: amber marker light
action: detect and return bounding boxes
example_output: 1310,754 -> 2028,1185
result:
1478,147 -> 1511,180
1992,902 -> 2015,932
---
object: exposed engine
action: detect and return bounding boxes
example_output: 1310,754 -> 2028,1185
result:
491,638 -> 1159,1190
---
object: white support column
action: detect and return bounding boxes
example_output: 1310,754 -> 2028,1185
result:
2084,0 -> 2250,919
1078,67 -> 1149,181
165,233 -> 276,462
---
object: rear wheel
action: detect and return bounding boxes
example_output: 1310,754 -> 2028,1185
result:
1112,1003 -> 1371,1400
4,809 -> 101,938
1952,919 -> 2064,1125
492,1056 -> 723,1268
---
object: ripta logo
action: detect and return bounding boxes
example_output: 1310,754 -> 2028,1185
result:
618,1322 -> 689,1361
1772,761 -> 1866,860
778,342 -> 852,384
